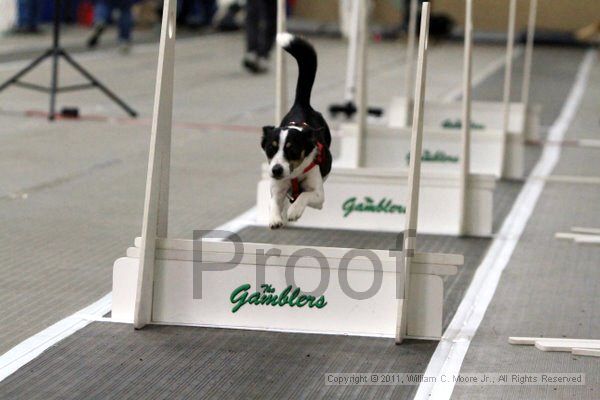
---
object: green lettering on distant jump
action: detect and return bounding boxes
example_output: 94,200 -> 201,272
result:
441,118 -> 485,130
405,149 -> 459,165
342,197 -> 406,218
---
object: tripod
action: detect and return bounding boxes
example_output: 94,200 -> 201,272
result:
0,0 -> 137,120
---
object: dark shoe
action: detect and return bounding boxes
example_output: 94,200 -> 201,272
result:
87,25 -> 106,48
242,52 -> 259,73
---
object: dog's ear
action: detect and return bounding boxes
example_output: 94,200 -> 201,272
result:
261,126 -> 275,150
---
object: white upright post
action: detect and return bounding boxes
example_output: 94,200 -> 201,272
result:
521,0 -> 537,108
500,0 -> 517,176
338,0 -> 352,38
404,0 -> 418,125
396,2 -> 430,344
134,0 -> 177,329
355,0 -> 368,167
275,0 -> 287,124
343,0 -> 361,104
459,0 -> 473,235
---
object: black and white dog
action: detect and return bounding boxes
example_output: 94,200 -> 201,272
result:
261,33 -> 332,229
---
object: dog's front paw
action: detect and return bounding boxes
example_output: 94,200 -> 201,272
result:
269,215 -> 285,229
287,203 -> 306,222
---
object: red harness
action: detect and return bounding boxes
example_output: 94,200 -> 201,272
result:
289,141 -> 324,203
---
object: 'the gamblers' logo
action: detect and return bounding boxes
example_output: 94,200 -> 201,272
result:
230,283 -> 327,313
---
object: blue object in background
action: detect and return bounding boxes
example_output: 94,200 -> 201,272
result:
35,0 -> 81,24
17,0 -> 43,29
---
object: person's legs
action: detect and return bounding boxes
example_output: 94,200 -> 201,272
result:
94,0 -> 112,26
116,0 -> 133,42
17,0 -> 28,28
62,0 -> 77,23
29,0 -> 41,30
403,0 -> 411,31
198,0 -> 217,26
87,0 -> 112,48
255,0 -> 268,57
178,0 -> 191,24
255,0 -> 276,58
185,0 -> 201,26
260,0 -> 276,58
16,0 -> 40,30
245,0 -> 260,55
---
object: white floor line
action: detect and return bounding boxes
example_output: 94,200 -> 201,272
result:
443,48 -> 523,102
0,293 -> 111,382
0,206 -> 257,382
414,49 -> 597,400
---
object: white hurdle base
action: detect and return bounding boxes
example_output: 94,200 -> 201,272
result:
336,122 -> 507,178
112,238 -> 463,339
257,165 -> 495,237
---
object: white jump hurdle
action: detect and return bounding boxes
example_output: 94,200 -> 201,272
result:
257,164 -> 494,236
387,99 -> 526,178
509,337 -> 600,357
389,0 -> 542,179
335,123 -> 506,177
112,0 -> 463,344
555,227 -> 600,246
113,237 -> 462,339
258,0 -> 495,237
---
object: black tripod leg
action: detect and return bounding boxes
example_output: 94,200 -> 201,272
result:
49,48 -> 60,121
60,50 -> 138,117
0,50 -> 52,93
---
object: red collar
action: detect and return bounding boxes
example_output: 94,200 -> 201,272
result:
289,142 -> 324,203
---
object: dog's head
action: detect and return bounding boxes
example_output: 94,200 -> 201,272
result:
261,125 -> 317,179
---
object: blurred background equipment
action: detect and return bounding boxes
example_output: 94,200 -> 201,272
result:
0,0 -> 138,120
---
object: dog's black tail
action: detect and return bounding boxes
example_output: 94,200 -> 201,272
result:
277,33 -> 317,108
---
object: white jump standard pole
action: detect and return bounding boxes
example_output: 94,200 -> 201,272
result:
396,1 -> 430,345
343,0 -> 360,107
521,0 -> 537,109
459,0 -> 473,236
134,0 -> 177,329
403,0 -> 418,124
354,0 -> 368,167
275,0 -> 287,124
501,0 -> 517,176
